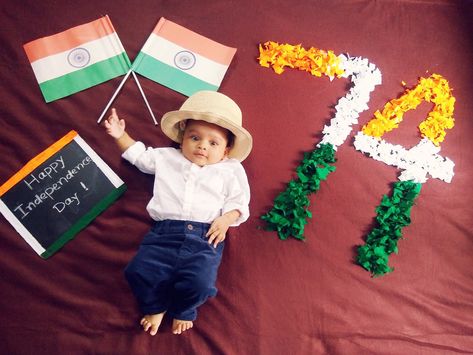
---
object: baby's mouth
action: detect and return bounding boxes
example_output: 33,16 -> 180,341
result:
194,151 -> 207,158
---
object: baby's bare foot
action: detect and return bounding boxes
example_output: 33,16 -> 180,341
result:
172,319 -> 193,334
140,312 -> 165,336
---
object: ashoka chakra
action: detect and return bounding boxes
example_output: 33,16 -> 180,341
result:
67,48 -> 91,68
174,51 -> 196,70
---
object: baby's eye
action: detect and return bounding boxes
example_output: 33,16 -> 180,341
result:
190,135 -> 199,141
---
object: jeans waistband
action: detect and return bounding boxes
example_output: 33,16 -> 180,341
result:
152,219 -> 211,238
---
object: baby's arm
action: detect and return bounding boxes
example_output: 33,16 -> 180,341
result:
104,108 -> 136,152
206,210 -> 241,248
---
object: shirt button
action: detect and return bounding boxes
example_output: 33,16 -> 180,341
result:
187,224 -> 194,230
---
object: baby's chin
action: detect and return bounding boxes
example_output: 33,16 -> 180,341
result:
183,152 -> 225,166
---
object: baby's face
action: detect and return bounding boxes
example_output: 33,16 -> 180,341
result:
181,120 -> 230,166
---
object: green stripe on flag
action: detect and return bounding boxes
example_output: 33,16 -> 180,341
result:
40,184 -> 127,259
39,54 -> 130,102
133,52 -> 218,97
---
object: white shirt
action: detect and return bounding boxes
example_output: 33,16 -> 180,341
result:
122,143 -> 250,226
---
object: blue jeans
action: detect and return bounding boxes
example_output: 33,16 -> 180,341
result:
124,220 -> 224,321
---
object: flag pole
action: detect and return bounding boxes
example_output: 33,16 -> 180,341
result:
131,71 -> 158,125
97,69 -> 132,124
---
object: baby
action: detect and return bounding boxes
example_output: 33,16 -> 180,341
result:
104,91 -> 252,335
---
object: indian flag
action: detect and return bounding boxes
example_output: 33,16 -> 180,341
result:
132,17 -> 236,96
23,16 -> 131,103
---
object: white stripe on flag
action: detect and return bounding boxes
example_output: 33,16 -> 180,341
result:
140,34 -> 229,87
31,33 -> 126,84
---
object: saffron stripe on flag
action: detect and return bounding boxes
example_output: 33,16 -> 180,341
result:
23,15 -> 130,102
39,55 -> 129,102
133,52 -> 218,97
24,15 -> 118,62
131,17 -> 236,97
151,18 -> 236,66
136,35 -> 230,87
30,33 -> 129,84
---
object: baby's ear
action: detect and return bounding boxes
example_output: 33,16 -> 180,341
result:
178,120 -> 187,131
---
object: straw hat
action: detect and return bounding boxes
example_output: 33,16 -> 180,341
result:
161,91 -> 253,162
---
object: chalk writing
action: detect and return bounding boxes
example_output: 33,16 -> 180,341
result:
13,155 -> 91,219
52,192 -> 80,213
24,156 -> 65,190
0,131 -> 126,258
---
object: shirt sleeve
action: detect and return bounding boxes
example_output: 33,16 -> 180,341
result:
121,141 -> 158,174
222,161 -> 251,226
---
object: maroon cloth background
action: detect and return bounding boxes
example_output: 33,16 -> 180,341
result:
1,1 -> 473,354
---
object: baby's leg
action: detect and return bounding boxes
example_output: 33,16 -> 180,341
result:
169,237 -> 225,333
141,312 -> 165,336
172,319 -> 193,334
124,227 -> 183,334
124,251 -> 172,318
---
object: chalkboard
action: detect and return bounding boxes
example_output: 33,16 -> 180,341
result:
0,131 -> 126,259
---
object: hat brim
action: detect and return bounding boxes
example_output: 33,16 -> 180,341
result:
161,110 -> 253,162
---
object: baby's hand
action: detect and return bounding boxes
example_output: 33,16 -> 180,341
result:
104,108 -> 125,139
206,215 -> 231,248
206,210 -> 240,248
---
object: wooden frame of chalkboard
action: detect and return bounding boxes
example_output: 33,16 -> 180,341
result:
0,131 -> 126,259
